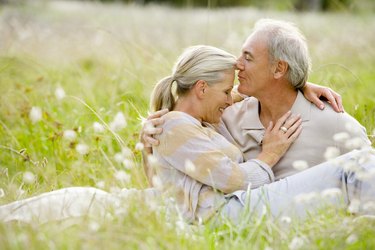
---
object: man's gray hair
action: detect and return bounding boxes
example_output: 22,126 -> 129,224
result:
253,19 -> 311,89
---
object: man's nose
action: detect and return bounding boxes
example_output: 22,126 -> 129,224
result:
236,58 -> 244,70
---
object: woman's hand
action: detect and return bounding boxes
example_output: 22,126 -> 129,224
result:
302,82 -> 343,112
257,111 -> 302,167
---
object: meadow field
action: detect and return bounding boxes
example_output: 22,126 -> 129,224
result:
0,0 -> 375,249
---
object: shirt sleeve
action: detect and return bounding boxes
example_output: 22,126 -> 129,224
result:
156,117 -> 274,194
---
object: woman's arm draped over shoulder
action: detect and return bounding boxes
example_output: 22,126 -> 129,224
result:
156,116 -> 275,193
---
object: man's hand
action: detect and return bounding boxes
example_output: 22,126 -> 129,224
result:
303,82 -> 343,113
140,108 -> 168,149
140,108 -> 168,186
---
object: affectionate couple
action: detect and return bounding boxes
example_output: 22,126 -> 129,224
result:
141,18 -> 374,223
1,18 -> 374,224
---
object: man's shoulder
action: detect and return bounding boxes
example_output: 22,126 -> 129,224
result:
309,100 -> 358,125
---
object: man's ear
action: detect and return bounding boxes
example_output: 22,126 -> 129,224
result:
193,80 -> 207,99
273,60 -> 288,79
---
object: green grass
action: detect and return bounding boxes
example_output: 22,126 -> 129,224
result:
0,1 -> 375,249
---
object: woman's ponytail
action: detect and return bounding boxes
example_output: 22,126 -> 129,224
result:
150,76 -> 175,112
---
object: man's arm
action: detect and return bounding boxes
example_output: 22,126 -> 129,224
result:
139,109 -> 168,185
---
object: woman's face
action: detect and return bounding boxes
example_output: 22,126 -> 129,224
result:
201,69 -> 235,124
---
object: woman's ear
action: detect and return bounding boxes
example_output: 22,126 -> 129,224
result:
273,60 -> 288,79
194,80 -> 207,99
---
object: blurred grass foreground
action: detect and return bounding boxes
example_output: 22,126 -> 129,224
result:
0,0 -> 375,249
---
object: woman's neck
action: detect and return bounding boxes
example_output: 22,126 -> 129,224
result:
174,97 -> 202,123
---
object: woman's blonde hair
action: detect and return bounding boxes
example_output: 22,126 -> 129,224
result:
150,45 -> 237,112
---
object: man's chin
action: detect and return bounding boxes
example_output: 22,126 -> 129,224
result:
237,86 -> 251,97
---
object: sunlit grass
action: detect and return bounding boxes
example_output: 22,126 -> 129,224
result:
0,0 -> 374,249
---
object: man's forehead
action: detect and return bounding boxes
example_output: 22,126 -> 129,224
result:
242,33 -> 267,53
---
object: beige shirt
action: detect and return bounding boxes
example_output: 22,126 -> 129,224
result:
153,111 -> 275,222
219,91 -> 371,180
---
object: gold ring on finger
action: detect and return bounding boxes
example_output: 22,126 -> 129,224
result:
280,126 -> 288,133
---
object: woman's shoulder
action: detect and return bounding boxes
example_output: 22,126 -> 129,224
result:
162,111 -> 201,127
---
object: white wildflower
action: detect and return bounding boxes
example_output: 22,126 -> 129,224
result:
346,234 -> 358,244
345,137 -> 366,150
76,143 -> 89,155
333,132 -> 350,142
176,219 -> 186,232
147,155 -> 159,166
96,181 -> 105,189
135,142 -> 144,151
63,129 -> 77,141
142,119 -> 155,134
152,175 -> 163,189
88,221 -> 100,232
121,147 -> 132,158
29,107 -> 42,123
280,216 -> 292,225
185,159 -> 196,173
343,160 -> 359,172
114,152 -> 125,163
0,188 -> 4,198
122,159 -> 135,170
289,237 -> 304,250
114,147 -> 133,165
114,170 -> 130,183
324,147 -> 340,160
292,160 -> 309,171
55,87 -> 66,100
261,205 -> 268,216
23,171 -> 36,184
93,122 -> 105,133
109,112 -> 127,132
321,188 -> 342,199
348,199 -> 361,214
294,192 -> 319,204
345,122 -> 361,133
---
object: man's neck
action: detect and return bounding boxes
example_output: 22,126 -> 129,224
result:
257,87 -> 298,127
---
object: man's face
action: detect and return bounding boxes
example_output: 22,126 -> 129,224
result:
236,32 -> 274,97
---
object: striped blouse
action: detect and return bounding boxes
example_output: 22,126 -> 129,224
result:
152,111 -> 275,223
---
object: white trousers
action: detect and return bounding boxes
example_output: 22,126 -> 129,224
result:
221,148 -> 375,221
0,187 -> 158,223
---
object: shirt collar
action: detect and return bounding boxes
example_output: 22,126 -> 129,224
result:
241,90 -> 311,130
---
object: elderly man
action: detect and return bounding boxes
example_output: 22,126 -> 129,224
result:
142,19 -> 371,183
216,19 -> 371,180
